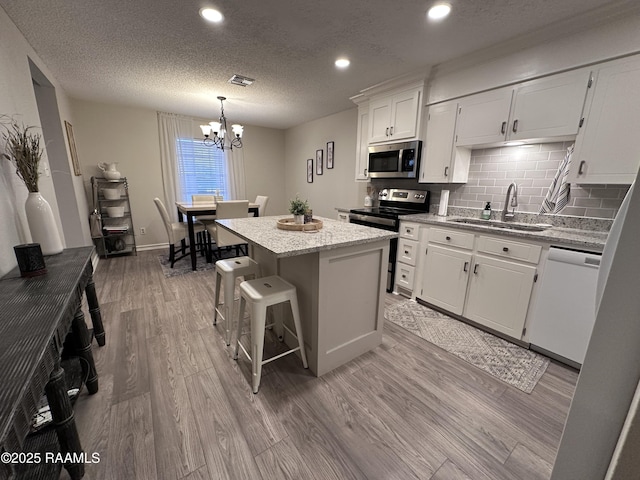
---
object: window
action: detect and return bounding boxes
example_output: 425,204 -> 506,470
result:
176,138 -> 227,202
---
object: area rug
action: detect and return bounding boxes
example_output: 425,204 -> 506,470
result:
385,300 -> 549,393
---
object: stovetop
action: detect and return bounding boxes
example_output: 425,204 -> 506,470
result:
350,188 -> 430,219
349,206 -> 423,218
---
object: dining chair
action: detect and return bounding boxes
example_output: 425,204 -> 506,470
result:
154,197 -> 206,267
249,195 -> 269,217
207,200 -> 249,258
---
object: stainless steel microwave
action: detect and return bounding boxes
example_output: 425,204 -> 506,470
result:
367,141 -> 422,178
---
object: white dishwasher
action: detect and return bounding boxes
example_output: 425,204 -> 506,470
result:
529,247 -> 601,367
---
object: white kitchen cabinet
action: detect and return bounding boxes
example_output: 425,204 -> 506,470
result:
420,244 -> 472,315
354,99 -> 370,181
417,228 -> 541,340
456,87 -> 514,146
419,101 -> 471,183
368,87 -> 422,144
571,55 -> 640,184
464,254 -> 536,339
456,69 -> 590,147
394,221 -> 426,297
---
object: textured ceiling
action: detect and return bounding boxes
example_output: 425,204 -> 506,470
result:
1,0 -> 638,129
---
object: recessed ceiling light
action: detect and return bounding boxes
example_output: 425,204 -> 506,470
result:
505,142 -> 525,146
428,3 -> 451,20
335,58 -> 350,69
200,8 -> 223,23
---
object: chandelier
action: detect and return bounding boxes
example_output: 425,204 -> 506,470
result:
199,96 -> 243,149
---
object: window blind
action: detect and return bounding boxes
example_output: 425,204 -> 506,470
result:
176,138 -> 227,202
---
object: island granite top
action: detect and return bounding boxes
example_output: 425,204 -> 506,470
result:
216,216 -> 398,258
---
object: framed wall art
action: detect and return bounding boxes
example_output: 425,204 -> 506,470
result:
316,149 -> 323,175
307,158 -> 313,183
326,141 -> 334,169
64,121 -> 81,176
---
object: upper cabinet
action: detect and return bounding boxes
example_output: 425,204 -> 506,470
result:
419,100 -> 470,183
570,55 -> 640,184
368,86 -> 423,144
456,69 -> 591,147
354,100 -> 370,182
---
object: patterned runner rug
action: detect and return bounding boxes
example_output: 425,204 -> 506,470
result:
157,247 -> 245,277
385,300 -> 549,393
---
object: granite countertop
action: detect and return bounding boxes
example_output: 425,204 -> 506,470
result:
401,213 -> 608,251
216,216 -> 398,258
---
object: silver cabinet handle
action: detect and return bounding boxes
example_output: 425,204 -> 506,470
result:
512,119 -> 518,133
364,168 -> 368,177
463,261 -> 469,272
473,264 -> 479,274
501,121 -> 507,134
404,250 -> 409,255
389,126 -> 394,135
444,166 -> 449,177
578,160 -> 586,175
446,236 -> 451,241
385,127 -> 389,137
503,247 -> 509,252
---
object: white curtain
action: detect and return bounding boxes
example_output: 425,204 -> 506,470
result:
157,112 -> 193,222
224,147 -> 247,200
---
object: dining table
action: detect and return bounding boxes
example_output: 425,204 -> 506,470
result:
176,201 -> 260,270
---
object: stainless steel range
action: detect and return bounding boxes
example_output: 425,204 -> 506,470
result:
350,188 -> 430,292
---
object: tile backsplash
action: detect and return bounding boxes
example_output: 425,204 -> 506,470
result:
440,142 -> 629,219
370,141 -> 630,219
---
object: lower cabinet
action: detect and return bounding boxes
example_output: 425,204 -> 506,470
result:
394,221 -> 425,296
464,255 -> 536,339
420,244 -> 471,315
418,227 -> 542,340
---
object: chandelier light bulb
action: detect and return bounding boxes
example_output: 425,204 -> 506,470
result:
200,124 -> 212,136
232,124 -> 244,138
209,121 -> 221,134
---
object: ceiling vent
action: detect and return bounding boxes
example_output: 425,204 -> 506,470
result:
229,74 -> 255,87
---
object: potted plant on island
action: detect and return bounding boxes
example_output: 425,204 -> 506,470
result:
1,116 -> 63,254
289,194 -> 309,225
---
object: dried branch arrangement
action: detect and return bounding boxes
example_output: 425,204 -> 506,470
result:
1,116 -> 43,193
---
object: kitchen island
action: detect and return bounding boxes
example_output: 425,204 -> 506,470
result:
216,216 -> 397,376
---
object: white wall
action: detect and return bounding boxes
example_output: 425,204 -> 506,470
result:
0,7 -> 90,276
284,108 -> 366,218
71,99 -> 287,248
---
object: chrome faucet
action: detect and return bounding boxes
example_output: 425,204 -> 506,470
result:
502,183 -> 518,222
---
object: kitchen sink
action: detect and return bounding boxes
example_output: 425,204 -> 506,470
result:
450,218 -> 551,232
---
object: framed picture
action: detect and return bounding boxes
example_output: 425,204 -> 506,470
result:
307,158 -> 313,183
64,121 -> 81,176
316,149 -> 323,175
326,141 -> 334,169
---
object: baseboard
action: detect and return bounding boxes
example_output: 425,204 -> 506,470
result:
137,243 -> 168,252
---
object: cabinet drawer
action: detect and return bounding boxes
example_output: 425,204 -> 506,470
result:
429,228 -> 475,250
477,236 -> 541,264
395,263 -> 415,290
400,222 -> 420,240
398,238 -> 419,266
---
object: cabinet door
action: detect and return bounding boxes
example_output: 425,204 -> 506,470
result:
464,255 -> 536,339
420,101 -> 456,182
571,56 -> 640,184
456,88 -> 513,146
419,244 -> 472,315
509,69 -> 590,141
355,106 -> 370,181
390,88 -> 421,141
368,96 -> 392,143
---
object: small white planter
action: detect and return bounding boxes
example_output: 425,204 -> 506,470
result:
293,214 -> 304,224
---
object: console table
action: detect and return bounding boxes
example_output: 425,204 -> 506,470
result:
0,247 -> 104,480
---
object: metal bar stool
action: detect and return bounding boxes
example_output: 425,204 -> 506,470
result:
233,275 -> 308,393
214,257 -> 260,345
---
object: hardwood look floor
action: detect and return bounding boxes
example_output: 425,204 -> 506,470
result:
63,250 -> 579,480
